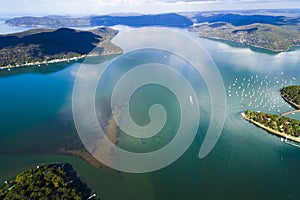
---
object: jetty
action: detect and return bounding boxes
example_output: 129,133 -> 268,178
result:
281,109 -> 300,116
282,137 -> 300,148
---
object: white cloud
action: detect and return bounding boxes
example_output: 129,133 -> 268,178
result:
0,0 -> 299,16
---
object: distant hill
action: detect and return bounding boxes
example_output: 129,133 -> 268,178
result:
0,27 -> 122,68
188,10 -> 300,52
189,22 -> 300,52
6,13 -> 193,28
191,13 -> 300,26
5,10 -> 300,53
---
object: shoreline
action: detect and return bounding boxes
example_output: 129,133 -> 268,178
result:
0,52 -> 121,71
197,35 -> 298,53
280,92 -> 300,110
0,55 -> 87,70
241,112 -> 300,143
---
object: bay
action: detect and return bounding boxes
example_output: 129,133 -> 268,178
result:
0,25 -> 300,200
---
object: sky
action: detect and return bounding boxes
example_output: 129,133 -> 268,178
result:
0,0 -> 300,17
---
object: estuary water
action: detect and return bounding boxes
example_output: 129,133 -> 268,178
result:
0,23 -> 300,200
0,20 -> 32,34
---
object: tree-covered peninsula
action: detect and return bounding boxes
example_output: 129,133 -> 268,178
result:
0,27 -> 122,69
0,163 -> 98,200
242,85 -> 300,142
189,12 -> 300,52
280,85 -> 300,108
242,110 -> 300,142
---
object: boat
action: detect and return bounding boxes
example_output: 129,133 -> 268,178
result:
189,95 -> 194,105
87,194 -> 97,200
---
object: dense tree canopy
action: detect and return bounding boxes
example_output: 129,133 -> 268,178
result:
245,110 -> 300,137
281,85 -> 300,106
0,163 -> 98,200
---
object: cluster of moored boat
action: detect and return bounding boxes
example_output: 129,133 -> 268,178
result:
228,73 -> 297,112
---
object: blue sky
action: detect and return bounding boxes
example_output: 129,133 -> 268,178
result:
0,0 -> 299,17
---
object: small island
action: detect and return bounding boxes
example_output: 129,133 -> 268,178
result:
0,163 -> 98,200
0,27 -> 122,70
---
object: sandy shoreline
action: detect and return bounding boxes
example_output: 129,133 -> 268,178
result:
241,112 -> 300,143
0,55 -> 87,70
58,148 -> 105,168
0,44 -> 123,71
280,93 -> 300,110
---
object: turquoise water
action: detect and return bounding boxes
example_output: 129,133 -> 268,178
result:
0,64 -> 73,136
1,26 -> 300,199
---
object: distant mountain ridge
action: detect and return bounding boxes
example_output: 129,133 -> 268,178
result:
5,10 -> 300,53
191,13 -> 300,26
6,11 -> 300,28
6,13 -> 193,28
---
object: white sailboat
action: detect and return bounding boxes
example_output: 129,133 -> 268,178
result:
189,95 -> 193,105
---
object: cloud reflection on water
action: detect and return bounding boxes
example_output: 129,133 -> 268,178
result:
198,37 -> 300,74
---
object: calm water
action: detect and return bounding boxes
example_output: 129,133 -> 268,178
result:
1,24 -> 300,200
0,20 -> 32,34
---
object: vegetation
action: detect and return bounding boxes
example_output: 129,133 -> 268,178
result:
244,110 -> 300,137
189,22 -> 300,52
281,85 -> 300,106
0,163 -> 98,200
7,11 -> 300,53
0,27 -> 122,68
191,13 -> 300,27
189,12 -> 300,52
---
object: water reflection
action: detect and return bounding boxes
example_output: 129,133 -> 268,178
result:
0,55 -> 118,78
198,37 -> 300,73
